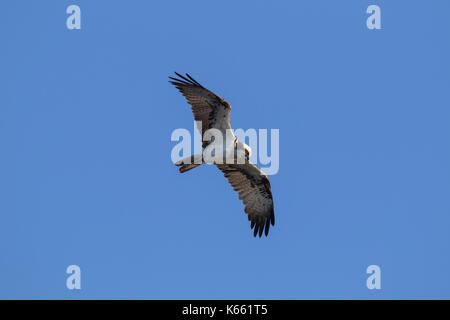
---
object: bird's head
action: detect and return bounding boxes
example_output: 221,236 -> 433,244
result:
244,143 -> 252,160
235,140 -> 252,161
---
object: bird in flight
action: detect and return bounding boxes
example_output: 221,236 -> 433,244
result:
169,72 -> 275,237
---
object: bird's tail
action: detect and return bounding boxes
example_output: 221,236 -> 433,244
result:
175,154 -> 203,173
177,163 -> 202,173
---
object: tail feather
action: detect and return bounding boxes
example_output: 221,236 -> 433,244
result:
175,154 -> 203,173
178,163 -> 201,173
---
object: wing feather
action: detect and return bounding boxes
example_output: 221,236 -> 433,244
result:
216,163 -> 275,237
169,73 -> 232,147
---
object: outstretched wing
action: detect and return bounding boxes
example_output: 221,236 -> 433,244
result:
216,163 -> 275,237
169,73 -> 231,147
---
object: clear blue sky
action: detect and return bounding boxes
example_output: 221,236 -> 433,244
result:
1,0 -> 449,299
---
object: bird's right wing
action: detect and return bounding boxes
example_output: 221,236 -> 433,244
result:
169,73 -> 232,147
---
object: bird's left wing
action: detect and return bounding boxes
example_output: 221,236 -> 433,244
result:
216,162 -> 275,237
169,73 -> 231,147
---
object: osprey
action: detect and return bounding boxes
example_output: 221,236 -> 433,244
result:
169,73 -> 275,237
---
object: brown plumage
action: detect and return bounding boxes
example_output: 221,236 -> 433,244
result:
170,73 -> 275,237
169,72 -> 231,148
216,163 -> 275,237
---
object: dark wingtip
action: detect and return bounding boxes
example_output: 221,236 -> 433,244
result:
264,218 -> 270,236
250,215 -> 274,238
174,71 -> 184,79
169,72 -> 203,88
185,73 -> 203,87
